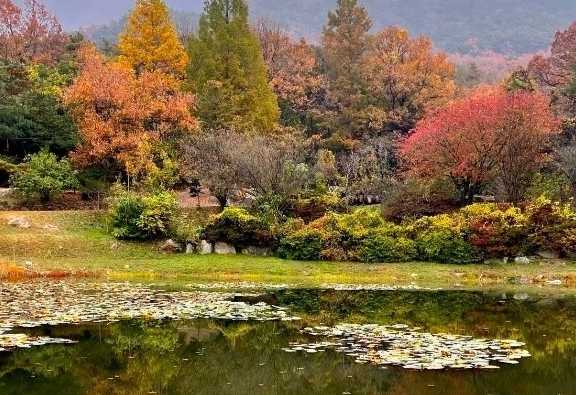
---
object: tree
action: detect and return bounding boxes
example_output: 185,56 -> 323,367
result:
187,0 -> 279,133
182,130 -> 308,211
117,0 -> 188,76
0,0 -> 67,64
10,150 -> 78,202
400,88 -> 558,204
528,22 -> 576,115
359,27 -> 455,135
557,142 -> 576,197
322,0 -> 371,135
181,130 -> 240,208
256,20 -> 326,128
64,45 -> 196,179
0,60 -> 78,160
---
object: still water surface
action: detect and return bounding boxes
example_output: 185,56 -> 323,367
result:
0,287 -> 575,394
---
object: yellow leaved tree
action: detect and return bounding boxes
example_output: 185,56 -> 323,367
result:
118,0 -> 188,76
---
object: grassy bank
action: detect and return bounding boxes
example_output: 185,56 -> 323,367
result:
1,210 -> 576,290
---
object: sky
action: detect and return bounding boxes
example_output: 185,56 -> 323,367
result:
29,0 -> 204,29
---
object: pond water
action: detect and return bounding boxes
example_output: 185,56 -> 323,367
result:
0,283 -> 575,394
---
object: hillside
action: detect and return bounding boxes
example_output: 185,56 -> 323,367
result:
42,0 -> 576,55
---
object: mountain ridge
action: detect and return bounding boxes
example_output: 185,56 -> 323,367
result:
37,0 -> 576,55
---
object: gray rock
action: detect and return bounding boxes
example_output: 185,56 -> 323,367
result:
242,246 -> 272,257
536,250 -> 560,260
514,256 -> 530,265
7,217 -> 31,229
199,240 -> 213,255
160,239 -> 181,253
214,242 -> 236,255
513,293 -> 529,301
186,243 -> 195,254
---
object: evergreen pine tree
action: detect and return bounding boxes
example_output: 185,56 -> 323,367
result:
118,0 -> 188,75
187,0 -> 279,133
322,0 -> 372,136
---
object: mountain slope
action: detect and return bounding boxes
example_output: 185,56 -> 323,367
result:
40,0 -> 576,55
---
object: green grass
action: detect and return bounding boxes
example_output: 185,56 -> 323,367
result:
2,210 -> 576,290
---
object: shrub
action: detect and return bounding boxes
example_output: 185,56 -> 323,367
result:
461,203 -> 529,258
288,191 -> 347,222
524,197 -> 576,257
109,189 -> 178,241
202,207 -> 275,248
137,191 -> 179,239
9,151 -> 78,202
277,228 -> 323,261
416,230 -> 479,264
0,157 -> 17,187
357,234 -> 418,263
382,178 -> 460,222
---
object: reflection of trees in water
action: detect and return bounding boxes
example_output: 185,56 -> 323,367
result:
0,291 -> 576,394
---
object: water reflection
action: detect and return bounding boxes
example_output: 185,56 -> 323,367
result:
0,289 -> 575,394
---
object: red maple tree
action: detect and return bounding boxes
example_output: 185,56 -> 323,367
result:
400,87 -> 559,203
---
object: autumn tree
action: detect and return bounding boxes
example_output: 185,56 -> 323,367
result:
187,0 -> 279,133
359,27 -> 455,135
256,20 -> 326,128
400,88 -> 558,204
0,0 -> 67,64
322,0 -> 372,135
64,45 -> 196,179
118,0 -> 188,76
528,22 -> 576,115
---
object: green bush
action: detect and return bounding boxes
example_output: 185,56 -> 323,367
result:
358,234 -> 418,263
202,207 -> 275,248
277,228 -> 323,261
109,189 -> 178,241
9,151 -> 78,202
416,230 -> 479,264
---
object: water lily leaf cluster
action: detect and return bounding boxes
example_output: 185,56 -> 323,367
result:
0,281 -> 299,351
284,324 -> 531,370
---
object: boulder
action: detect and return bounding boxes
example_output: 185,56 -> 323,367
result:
7,217 -> 31,229
214,242 -> 236,255
186,243 -> 195,254
242,246 -> 272,257
160,239 -> 181,253
514,256 -> 531,265
199,240 -> 213,255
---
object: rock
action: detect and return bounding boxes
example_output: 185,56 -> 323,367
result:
242,246 -> 272,257
536,250 -> 560,260
42,224 -> 59,231
514,256 -> 530,265
160,239 -> 181,253
186,243 -> 195,254
199,240 -> 213,255
7,217 -> 31,229
547,279 -> 563,286
214,242 -> 236,255
513,293 -> 529,301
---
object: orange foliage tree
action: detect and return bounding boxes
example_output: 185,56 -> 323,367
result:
360,27 -> 455,135
0,0 -> 67,64
400,88 -> 559,203
64,45 -> 196,178
256,21 -> 326,124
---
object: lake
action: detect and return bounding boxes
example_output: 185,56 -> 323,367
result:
0,283 -> 575,394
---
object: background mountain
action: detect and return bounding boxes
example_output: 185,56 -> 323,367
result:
39,0 -> 576,55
